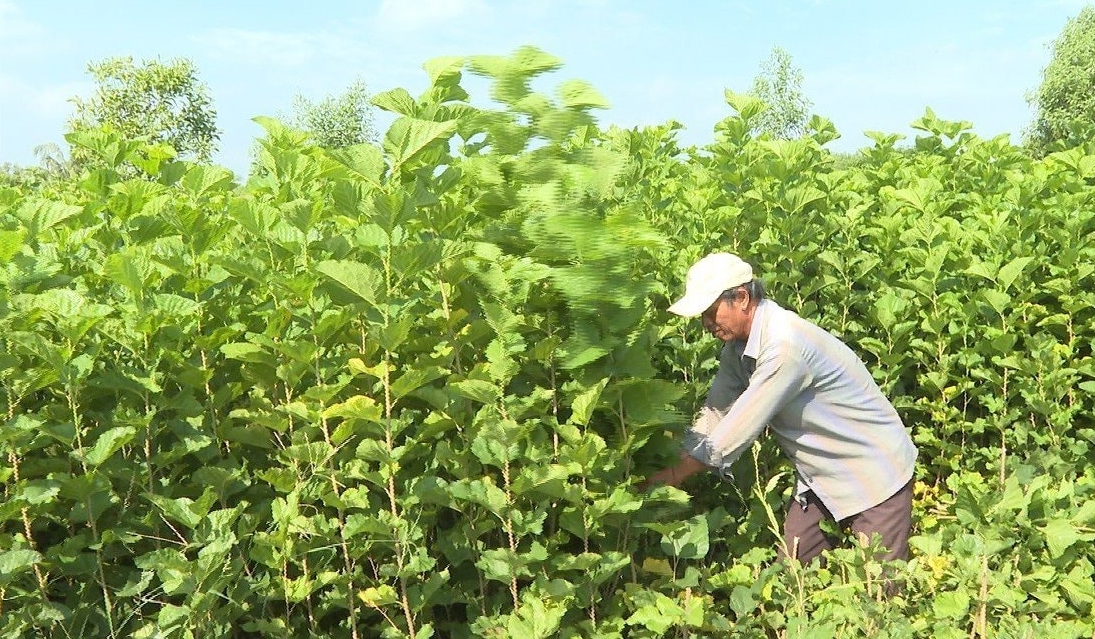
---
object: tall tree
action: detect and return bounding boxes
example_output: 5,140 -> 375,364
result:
1027,6 -> 1095,154
69,56 -> 220,162
748,47 -> 812,140
289,79 -> 377,148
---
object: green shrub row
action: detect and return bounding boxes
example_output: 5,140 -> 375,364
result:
1,48 -> 1093,638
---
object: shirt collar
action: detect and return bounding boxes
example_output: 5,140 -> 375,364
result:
742,299 -> 771,361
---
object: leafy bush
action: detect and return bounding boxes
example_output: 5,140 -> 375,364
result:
1,47 -> 1093,638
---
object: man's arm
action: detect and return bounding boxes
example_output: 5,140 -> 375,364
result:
641,450 -> 706,489
641,343 -> 749,489
705,340 -> 810,467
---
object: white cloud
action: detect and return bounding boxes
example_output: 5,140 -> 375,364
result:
0,1 -> 40,38
811,38 -> 1044,104
0,73 -> 86,166
0,73 -> 86,118
194,28 -> 370,69
376,0 -> 489,32
0,0 -> 70,56
1049,0 -> 1090,11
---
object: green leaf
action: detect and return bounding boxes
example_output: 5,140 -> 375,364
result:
0,229 -> 24,262
471,425 -> 516,468
997,256 -> 1034,291
992,475 -> 1030,514
181,164 -> 234,200
557,79 -> 609,110
963,258 -> 998,280
1043,518 -> 1082,558
559,338 -> 609,370
316,259 -> 381,305
475,549 -> 517,583
469,47 -> 563,105
448,478 -> 508,516
485,338 -> 517,382
450,378 -> 500,404
570,378 -> 608,426
103,251 -> 150,296
625,590 -> 685,634
511,464 -> 580,500
505,597 -> 567,639
390,366 -> 447,400
1074,499 -> 1095,525
376,316 -> 413,351
648,514 -> 709,559
475,544 -> 545,583
227,199 -> 276,237
84,426 -> 137,467
423,55 -> 465,85
117,570 -> 154,598
146,493 -> 203,530
157,604 -> 191,630
1061,563 -> 1095,608
383,117 -> 458,172
0,549 -> 42,585
17,480 -> 61,506
729,585 -> 756,618
891,182 -> 937,214
327,143 -> 385,187
981,289 -> 1011,316
19,198 -> 82,235
932,589 -> 970,619
358,584 -> 398,607
220,342 -> 275,366
282,442 -> 333,464
723,90 -> 767,121
589,486 -> 643,518
323,395 -> 383,423
371,88 -> 418,117
153,293 -> 200,317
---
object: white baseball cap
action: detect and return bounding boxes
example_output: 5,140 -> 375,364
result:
667,253 -> 754,317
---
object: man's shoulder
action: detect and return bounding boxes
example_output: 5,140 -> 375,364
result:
763,300 -> 825,334
758,301 -> 837,358
758,300 -> 804,336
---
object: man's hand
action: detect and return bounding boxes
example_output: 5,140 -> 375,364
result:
639,466 -> 679,491
639,451 -> 706,491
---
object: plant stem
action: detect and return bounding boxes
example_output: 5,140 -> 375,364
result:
70,385 -> 116,637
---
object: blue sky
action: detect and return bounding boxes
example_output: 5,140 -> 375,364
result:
0,0 -> 1089,176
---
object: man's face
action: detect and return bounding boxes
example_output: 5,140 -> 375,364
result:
700,291 -> 751,342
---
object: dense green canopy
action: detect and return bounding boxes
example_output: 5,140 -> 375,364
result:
2,47 -> 1094,638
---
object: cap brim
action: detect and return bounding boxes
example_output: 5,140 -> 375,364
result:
667,290 -> 720,317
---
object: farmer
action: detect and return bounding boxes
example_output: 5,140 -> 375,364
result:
644,252 -> 917,564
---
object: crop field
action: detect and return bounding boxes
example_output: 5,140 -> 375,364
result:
1,48 -> 1094,638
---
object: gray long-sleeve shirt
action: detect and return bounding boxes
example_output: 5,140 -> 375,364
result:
683,299 -> 917,521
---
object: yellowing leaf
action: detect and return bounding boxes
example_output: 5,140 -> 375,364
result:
640,557 -> 674,576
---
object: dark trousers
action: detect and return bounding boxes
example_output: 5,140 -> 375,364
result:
780,480 -> 913,564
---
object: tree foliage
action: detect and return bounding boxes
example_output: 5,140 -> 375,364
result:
748,46 -> 812,139
289,79 -> 377,148
1027,6 -> 1095,154
2,47 -> 1094,638
69,56 -> 220,163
